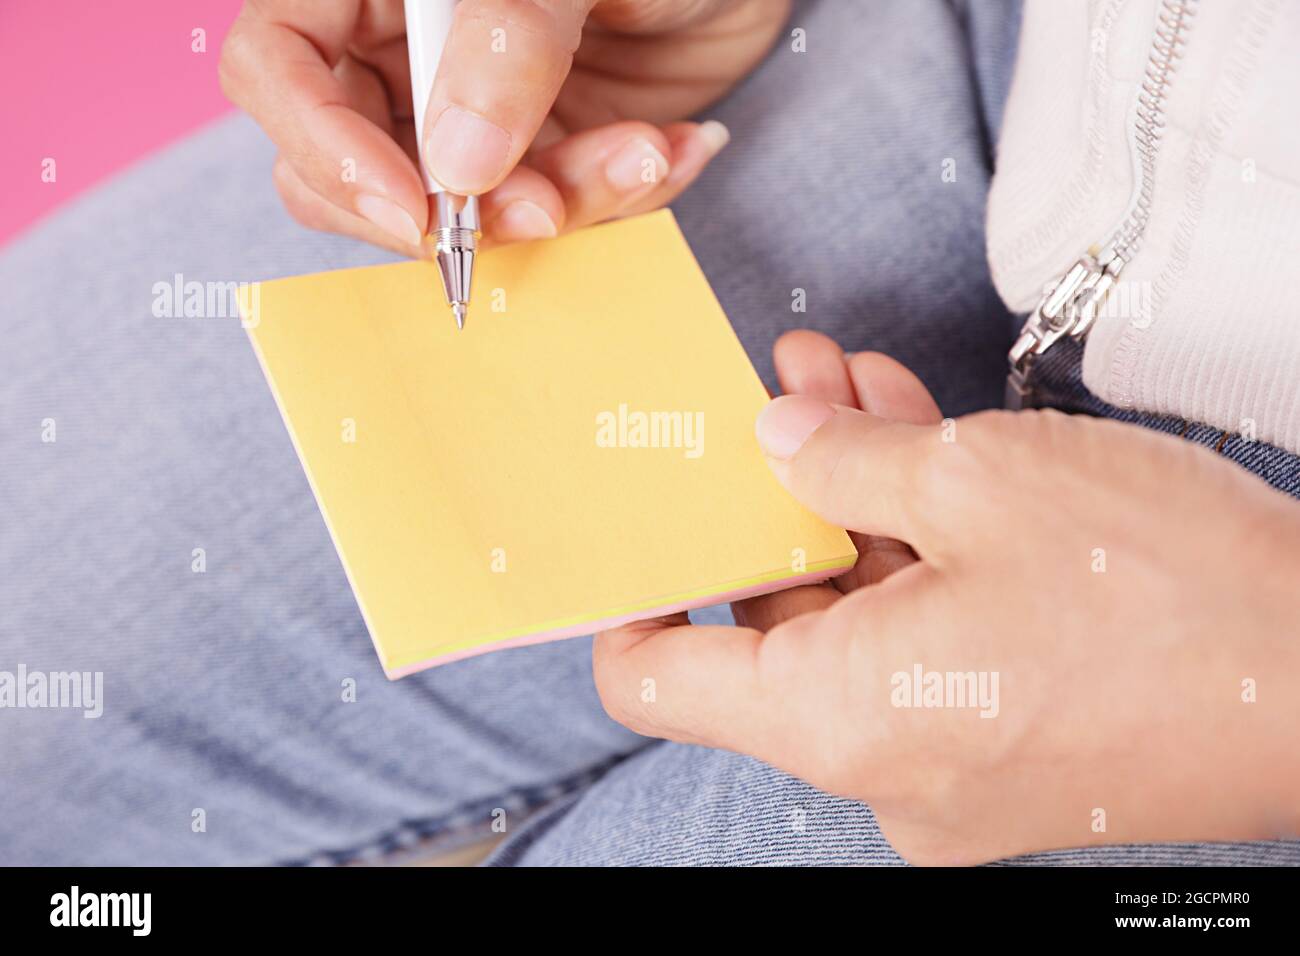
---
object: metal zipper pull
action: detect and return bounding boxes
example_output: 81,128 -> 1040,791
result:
1004,0 -> 1196,410
1005,253 -> 1123,410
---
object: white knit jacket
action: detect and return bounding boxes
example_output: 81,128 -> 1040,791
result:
987,0 -> 1300,453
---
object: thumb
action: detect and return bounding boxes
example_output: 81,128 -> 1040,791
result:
421,0 -> 594,194
754,395 -> 941,547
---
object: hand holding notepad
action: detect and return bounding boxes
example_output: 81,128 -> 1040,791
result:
241,211 -> 855,677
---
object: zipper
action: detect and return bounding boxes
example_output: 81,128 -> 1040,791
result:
1005,0 -> 1198,410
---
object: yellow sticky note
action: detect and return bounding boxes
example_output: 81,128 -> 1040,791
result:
241,210 -> 856,677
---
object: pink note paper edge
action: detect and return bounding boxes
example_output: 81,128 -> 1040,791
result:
384,567 -> 844,679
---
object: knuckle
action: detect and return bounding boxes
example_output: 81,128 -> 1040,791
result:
928,409 -> 1024,492
808,418 -> 871,505
217,24 -> 257,102
757,612 -> 820,672
900,421 -> 940,489
966,407 -> 1092,495
879,422 -> 943,538
591,659 -> 652,736
815,432 -> 857,499
459,0 -> 585,55
962,407 -> 1025,457
594,683 -> 652,738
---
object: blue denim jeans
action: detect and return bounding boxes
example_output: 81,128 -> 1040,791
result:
2,0 -> 1297,866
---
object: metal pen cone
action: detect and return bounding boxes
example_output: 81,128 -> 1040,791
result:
426,193 -> 479,329
434,245 -> 475,330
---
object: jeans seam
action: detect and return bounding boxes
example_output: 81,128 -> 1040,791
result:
279,755 -> 625,866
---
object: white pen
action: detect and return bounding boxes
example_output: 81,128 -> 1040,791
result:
405,0 -> 478,330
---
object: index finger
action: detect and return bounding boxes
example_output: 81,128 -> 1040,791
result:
220,0 -> 428,241
593,616 -> 769,752
594,564 -> 943,792
593,598 -> 857,770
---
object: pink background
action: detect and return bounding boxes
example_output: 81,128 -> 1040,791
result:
0,0 -> 242,246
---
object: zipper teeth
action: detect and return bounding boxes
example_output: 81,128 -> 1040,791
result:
1005,0 -> 1200,407
1105,0 -> 1197,263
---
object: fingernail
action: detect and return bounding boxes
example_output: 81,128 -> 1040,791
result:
756,395 -> 836,460
427,106 -> 512,193
491,200 -> 557,242
355,194 -> 422,246
697,119 -> 730,155
605,137 -> 668,192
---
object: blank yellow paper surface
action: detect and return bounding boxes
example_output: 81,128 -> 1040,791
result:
242,210 -> 856,677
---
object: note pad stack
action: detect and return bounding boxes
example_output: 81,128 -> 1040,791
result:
241,210 -> 856,678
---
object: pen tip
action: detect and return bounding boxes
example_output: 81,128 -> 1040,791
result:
452,303 -> 466,330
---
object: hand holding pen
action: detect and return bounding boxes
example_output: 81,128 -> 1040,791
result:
220,0 -> 787,265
